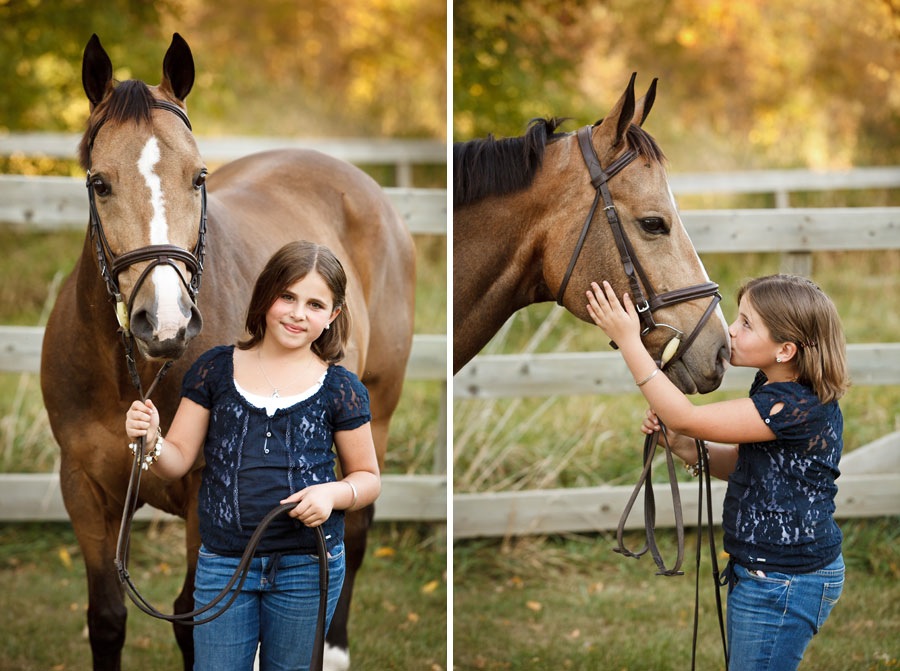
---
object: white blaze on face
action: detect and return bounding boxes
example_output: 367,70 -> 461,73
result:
138,136 -> 185,341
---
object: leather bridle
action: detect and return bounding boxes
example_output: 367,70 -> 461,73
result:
556,125 -> 722,372
86,99 -> 328,669
557,125 -> 728,668
85,98 -> 208,341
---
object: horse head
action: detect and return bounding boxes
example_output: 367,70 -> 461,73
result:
547,74 -> 729,394
79,33 -> 205,361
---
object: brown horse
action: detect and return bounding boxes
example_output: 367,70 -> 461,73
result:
453,75 -> 728,392
40,33 -> 415,671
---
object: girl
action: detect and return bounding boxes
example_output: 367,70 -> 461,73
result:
586,274 -> 848,671
125,240 -> 380,671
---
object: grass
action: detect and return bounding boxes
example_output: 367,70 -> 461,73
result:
0,183 -> 447,668
453,518 -> 900,670
0,521 -> 447,670
452,244 -> 900,669
454,249 -> 900,493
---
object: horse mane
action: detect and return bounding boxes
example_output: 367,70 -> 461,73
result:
79,80 -> 155,169
453,117 -> 666,208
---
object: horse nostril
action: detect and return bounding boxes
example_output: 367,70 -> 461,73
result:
186,306 -> 203,340
129,308 -> 156,341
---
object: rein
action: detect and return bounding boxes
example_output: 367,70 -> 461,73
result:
558,125 -> 727,665
91,100 -> 328,669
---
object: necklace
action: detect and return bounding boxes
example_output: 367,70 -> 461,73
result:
256,349 -> 314,398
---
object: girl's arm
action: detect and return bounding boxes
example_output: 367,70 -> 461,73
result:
642,410 -> 739,480
280,423 -> 380,527
588,281 -> 775,446
125,397 -> 209,480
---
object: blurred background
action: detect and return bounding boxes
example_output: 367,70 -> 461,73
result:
1,1 -> 447,669
453,1 -> 899,669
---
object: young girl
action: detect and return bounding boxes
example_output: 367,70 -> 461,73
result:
586,274 -> 848,671
125,240 -> 380,671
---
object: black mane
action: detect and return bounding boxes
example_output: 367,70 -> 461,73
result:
79,79 -> 155,169
453,117 -> 665,207
453,117 -> 570,208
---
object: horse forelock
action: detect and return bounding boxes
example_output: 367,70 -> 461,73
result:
453,117 -> 570,208
79,80 -> 155,169
624,124 -> 666,164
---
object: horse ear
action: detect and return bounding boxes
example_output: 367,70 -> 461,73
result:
161,33 -> 195,102
634,78 -> 658,127
82,34 -> 113,109
594,72 -> 637,151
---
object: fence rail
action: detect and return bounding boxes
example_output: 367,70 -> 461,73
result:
0,133 -> 447,188
453,182 -> 900,537
0,137 -> 448,522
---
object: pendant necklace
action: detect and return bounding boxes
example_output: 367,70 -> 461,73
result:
256,349 -> 314,398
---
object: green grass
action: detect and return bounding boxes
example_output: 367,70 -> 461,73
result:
0,521 -> 447,670
453,518 -> 900,670
454,249 -> 900,493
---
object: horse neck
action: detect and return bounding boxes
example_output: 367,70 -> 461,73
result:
452,195 -> 555,372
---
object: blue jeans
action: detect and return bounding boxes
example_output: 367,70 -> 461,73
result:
727,554 -> 844,671
193,543 -> 346,671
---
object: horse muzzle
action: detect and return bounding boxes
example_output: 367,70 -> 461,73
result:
130,298 -> 203,361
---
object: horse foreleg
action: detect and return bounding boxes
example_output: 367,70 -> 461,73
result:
62,470 -> 128,671
325,504 -> 374,671
173,500 -> 201,671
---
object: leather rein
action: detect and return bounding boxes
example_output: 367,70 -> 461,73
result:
87,99 -> 328,669
558,125 -> 728,668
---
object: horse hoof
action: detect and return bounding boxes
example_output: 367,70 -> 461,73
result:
324,643 -> 351,671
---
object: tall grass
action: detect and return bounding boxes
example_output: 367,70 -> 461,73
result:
454,249 -> 900,493
0,230 -> 446,476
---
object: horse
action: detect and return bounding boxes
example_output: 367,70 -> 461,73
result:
40,33 -> 415,671
453,74 -> 729,392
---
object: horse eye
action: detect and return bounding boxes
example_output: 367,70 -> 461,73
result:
193,169 -> 208,190
639,217 -> 668,235
91,176 -> 110,197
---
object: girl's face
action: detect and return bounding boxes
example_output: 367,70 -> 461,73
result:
265,271 -> 339,351
728,295 -> 779,369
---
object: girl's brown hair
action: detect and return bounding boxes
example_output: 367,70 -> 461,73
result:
237,241 -> 350,363
737,274 -> 849,403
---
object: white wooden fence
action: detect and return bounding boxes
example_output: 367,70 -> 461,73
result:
455,166 -> 900,539
0,134 -> 448,522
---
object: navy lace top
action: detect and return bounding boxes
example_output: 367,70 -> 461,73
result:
180,345 -> 371,556
722,371 -> 843,573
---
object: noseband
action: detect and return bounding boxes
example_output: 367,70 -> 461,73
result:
85,99 -> 208,335
556,125 -> 721,371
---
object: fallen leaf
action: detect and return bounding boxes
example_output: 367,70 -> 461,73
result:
58,547 -> 72,569
374,546 -> 395,558
407,611 -> 420,623
421,579 -> 439,594
525,600 -> 542,612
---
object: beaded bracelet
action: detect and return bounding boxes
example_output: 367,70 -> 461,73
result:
128,428 -> 163,471
684,459 -> 702,478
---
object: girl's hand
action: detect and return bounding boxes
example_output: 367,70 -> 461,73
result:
586,281 -> 642,347
125,399 -> 159,440
280,484 -> 336,528
642,408 -> 698,464
641,408 -> 662,435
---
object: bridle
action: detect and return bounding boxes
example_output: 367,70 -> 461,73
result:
86,99 -> 328,669
85,98 -> 208,344
558,125 -> 729,668
556,125 -> 722,372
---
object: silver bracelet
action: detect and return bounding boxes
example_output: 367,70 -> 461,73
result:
635,368 -> 660,387
344,480 -> 359,509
